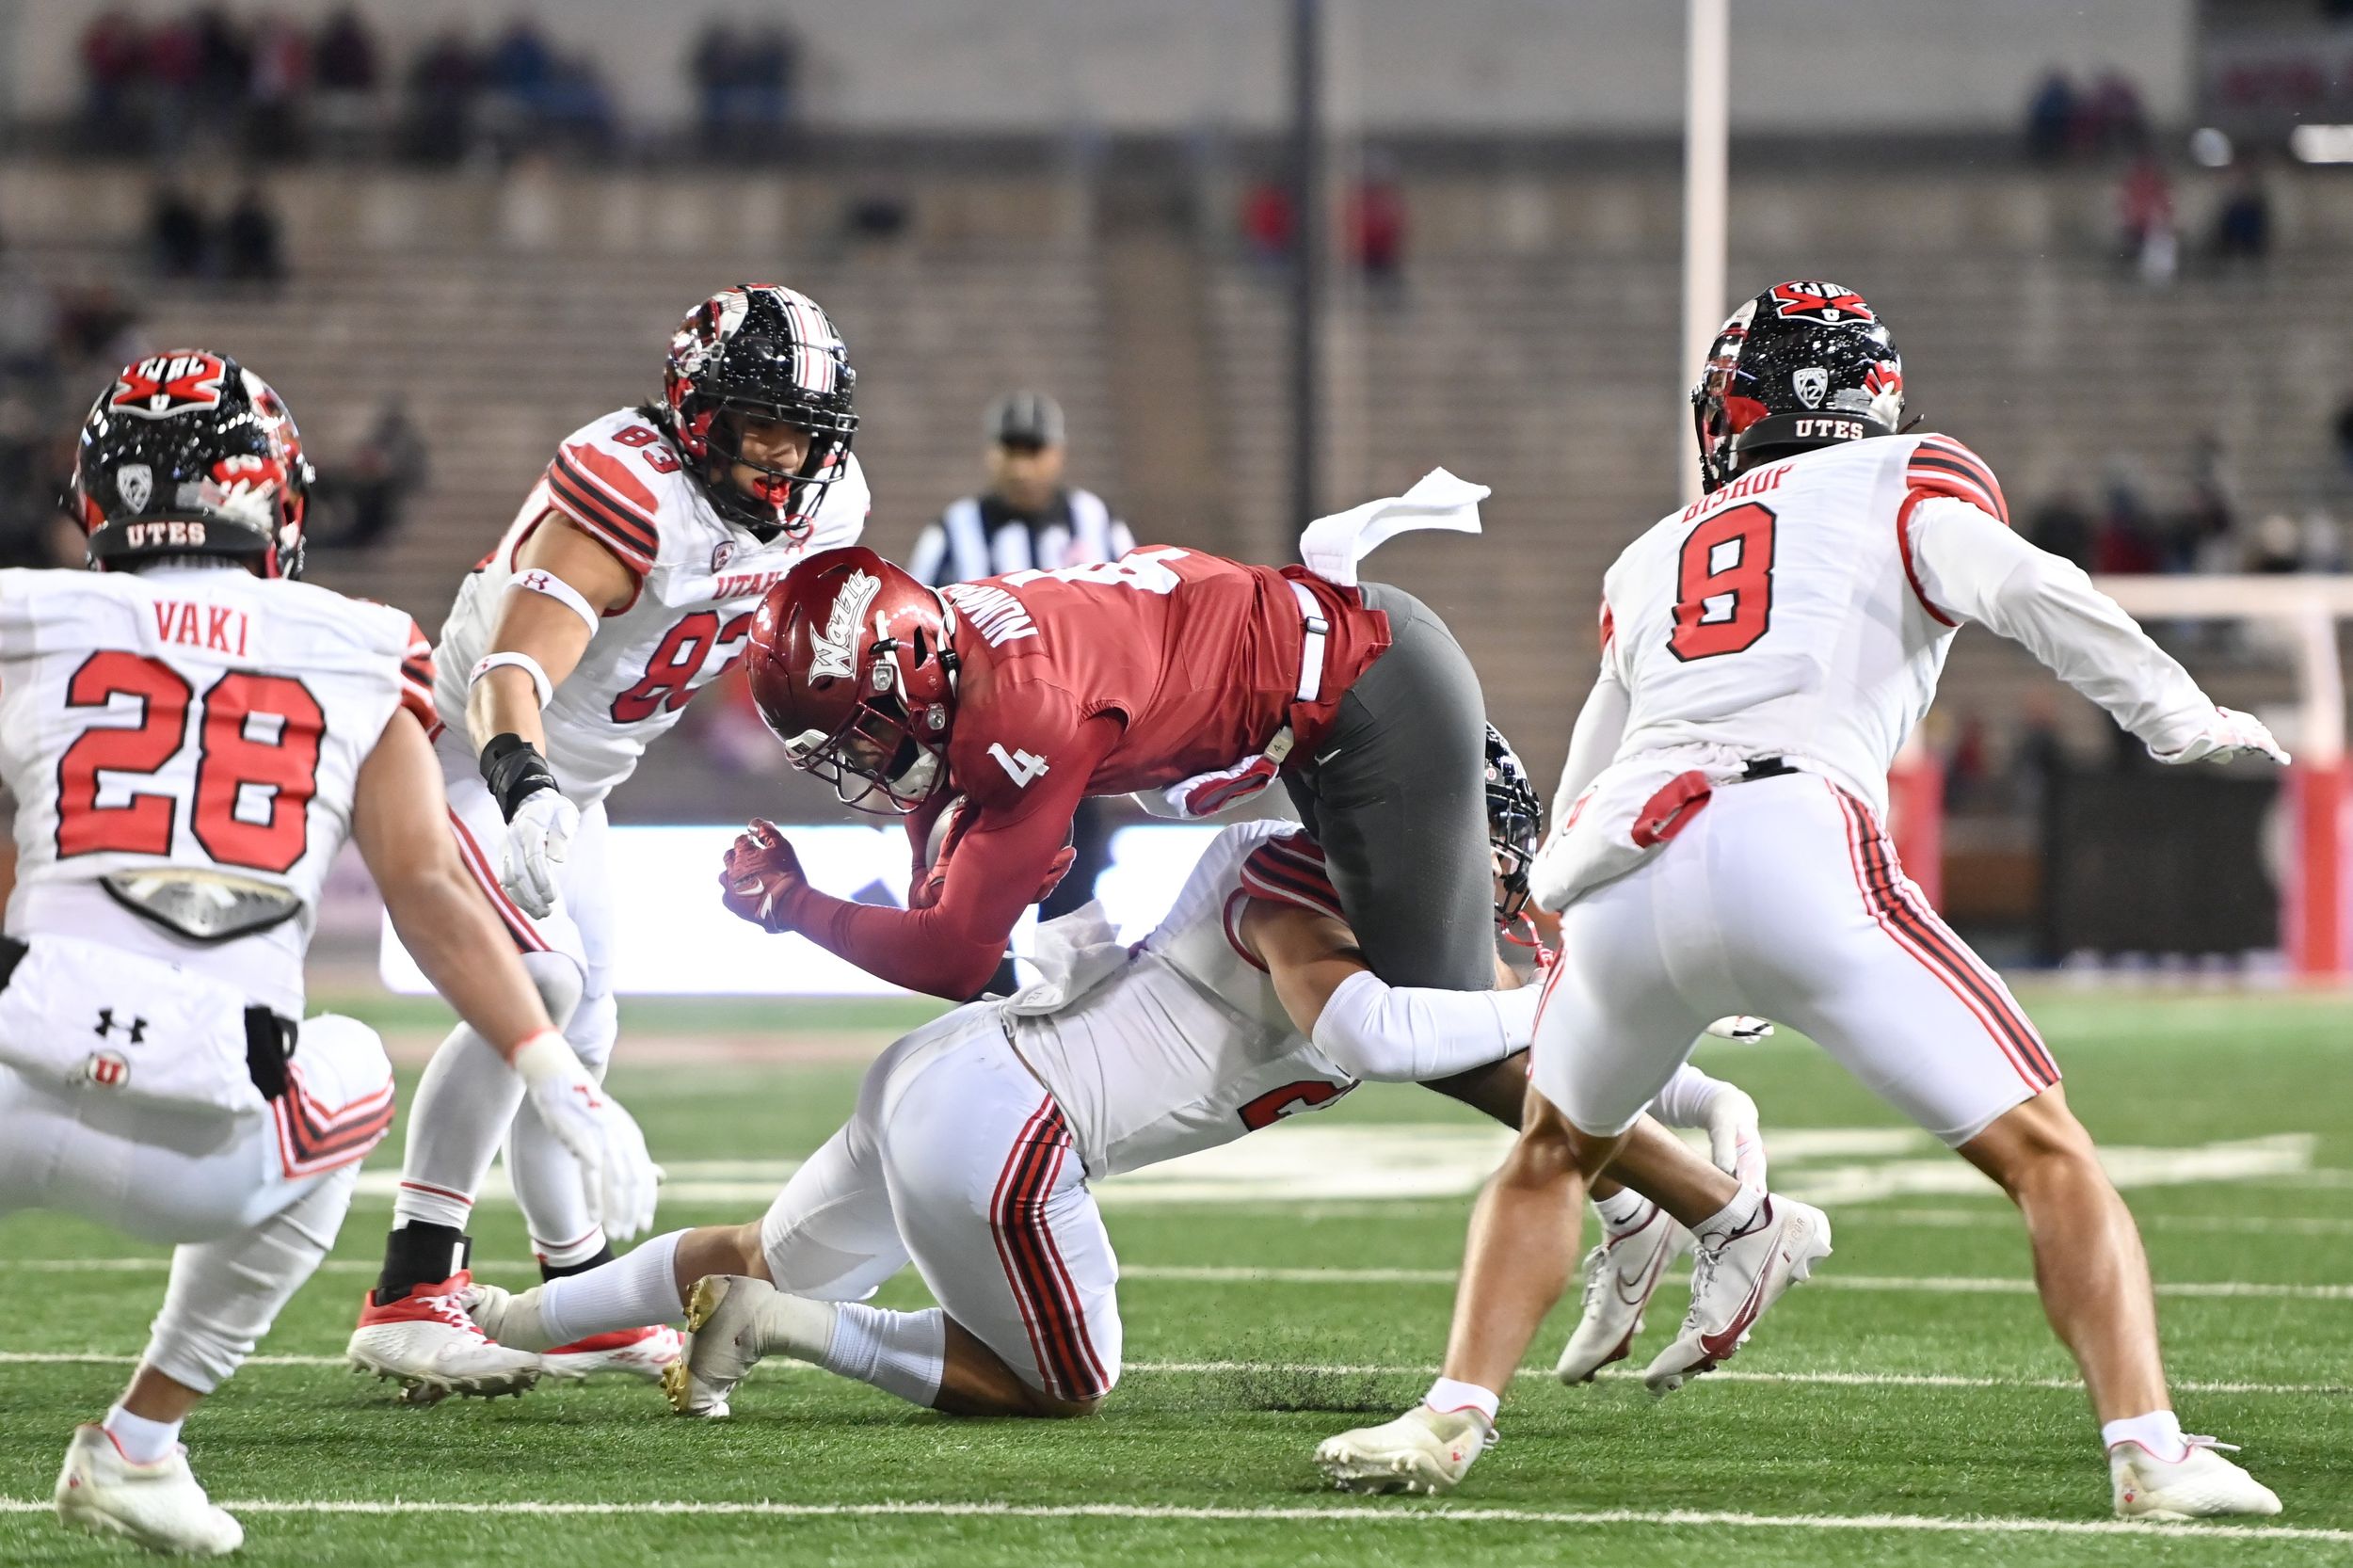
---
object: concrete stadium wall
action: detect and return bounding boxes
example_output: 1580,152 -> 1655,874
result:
1,0 -> 2193,135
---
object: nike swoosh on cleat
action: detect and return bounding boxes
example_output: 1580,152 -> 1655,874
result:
1696,1246 -> 1785,1361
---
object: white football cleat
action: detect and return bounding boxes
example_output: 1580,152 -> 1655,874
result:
54,1425 -> 243,1557
2111,1435 -> 2282,1521
346,1271 -> 543,1405
663,1273 -> 777,1417
1316,1404 -> 1493,1496
541,1324 -> 685,1383
1556,1206 -> 1690,1384
1642,1196 -> 1831,1396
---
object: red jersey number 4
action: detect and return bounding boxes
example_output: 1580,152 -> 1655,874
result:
1669,502 -> 1777,662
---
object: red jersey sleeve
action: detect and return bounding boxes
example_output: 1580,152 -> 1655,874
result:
397,617 -> 437,727
1905,435 -> 2009,526
546,440 -> 661,575
774,709 -> 1121,1000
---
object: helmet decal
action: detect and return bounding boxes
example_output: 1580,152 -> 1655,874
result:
109,352 -> 229,420
812,569 -> 879,680
1769,280 -> 1876,324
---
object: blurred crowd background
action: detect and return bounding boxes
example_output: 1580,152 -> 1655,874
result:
2,0 -> 2349,965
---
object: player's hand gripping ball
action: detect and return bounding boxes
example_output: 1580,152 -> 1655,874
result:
720,818 -> 808,933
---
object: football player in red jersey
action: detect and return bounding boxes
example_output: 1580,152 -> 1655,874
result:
722,525 -> 1499,1004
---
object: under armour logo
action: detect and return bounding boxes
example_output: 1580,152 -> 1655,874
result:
94,1009 -> 148,1045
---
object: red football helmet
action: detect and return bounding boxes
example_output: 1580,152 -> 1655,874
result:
745,547 -> 959,812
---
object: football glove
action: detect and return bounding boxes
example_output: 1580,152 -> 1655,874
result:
720,819 -> 806,933
500,790 -> 578,920
513,1032 -> 663,1242
2152,707 -> 2290,767
1702,1086 -> 1768,1189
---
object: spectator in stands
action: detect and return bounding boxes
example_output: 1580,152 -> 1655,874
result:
312,7 -> 381,153
145,12 -> 204,152
220,185 -> 286,288
2025,489 -> 2095,569
909,392 -> 1135,930
2086,70 -> 2148,155
323,399 -> 429,552
78,8 -> 149,152
149,184 -> 212,280
484,16 -> 556,149
540,52 -> 619,156
191,7 -> 253,120
2212,166 -> 2272,266
693,18 -> 799,152
2024,68 -> 2078,163
2116,152 -> 2176,284
1241,178 -> 1296,269
403,30 -> 482,165
244,12 -> 312,160
1346,160 -> 1407,286
2249,512 -> 2302,574
2092,469 -> 2163,574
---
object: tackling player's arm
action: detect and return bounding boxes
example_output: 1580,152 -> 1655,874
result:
353,696 -> 661,1234
465,515 -> 639,918
1241,901 -> 1533,1086
1906,498 -> 2288,765
722,715 -> 1118,1000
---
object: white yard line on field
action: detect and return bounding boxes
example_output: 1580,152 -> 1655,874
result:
20,1256 -> 2353,1299
0,1351 -> 2341,1397
0,1496 -> 2343,1542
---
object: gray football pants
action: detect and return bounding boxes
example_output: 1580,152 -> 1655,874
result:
1281,582 -> 1495,992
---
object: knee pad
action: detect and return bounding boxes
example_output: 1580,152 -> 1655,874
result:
521,950 -> 587,1033
563,989 -> 617,1080
290,1014 -> 392,1105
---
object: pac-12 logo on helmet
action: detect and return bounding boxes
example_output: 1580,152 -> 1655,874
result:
108,352 -> 230,420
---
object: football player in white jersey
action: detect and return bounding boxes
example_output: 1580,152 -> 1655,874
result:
458,728 -> 1811,1422
1,353 -> 657,1556
1318,280 -> 2286,1520
347,285 -> 871,1397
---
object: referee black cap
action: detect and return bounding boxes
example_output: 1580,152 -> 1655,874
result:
985,391 -> 1065,449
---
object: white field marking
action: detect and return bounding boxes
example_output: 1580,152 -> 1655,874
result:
0,1350 -> 2342,1397
21,1257 -> 2352,1301
0,1496 -> 2345,1542
344,1129 -> 2320,1209
1845,1207 -> 2353,1239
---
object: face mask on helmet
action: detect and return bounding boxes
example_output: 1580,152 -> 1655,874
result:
660,286 -> 860,543
1483,723 -> 1543,926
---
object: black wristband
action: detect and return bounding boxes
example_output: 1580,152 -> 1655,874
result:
479,732 -> 558,823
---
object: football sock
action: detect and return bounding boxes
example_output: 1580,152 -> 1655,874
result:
102,1405 -> 182,1466
392,1025 -> 524,1233
1593,1188 -> 1657,1236
1422,1376 -> 1499,1426
535,1231 -> 685,1349
2102,1410 -> 2187,1463
820,1304 -> 949,1408
1691,1184 -> 1769,1248
538,1240 -> 615,1281
372,1223 -> 470,1306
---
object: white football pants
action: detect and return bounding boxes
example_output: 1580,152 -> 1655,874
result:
0,1013 -> 392,1391
393,729 -> 618,1266
759,1008 -> 1124,1403
1534,771 -> 2057,1147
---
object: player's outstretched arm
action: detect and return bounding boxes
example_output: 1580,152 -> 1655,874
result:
466,515 -> 639,919
1242,901 -> 1527,1083
355,705 -> 661,1237
1908,498 -> 2288,766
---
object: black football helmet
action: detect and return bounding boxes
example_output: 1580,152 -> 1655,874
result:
1690,280 -> 1905,494
656,283 -> 858,541
69,350 -> 312,578
1484,723 -> 1543,922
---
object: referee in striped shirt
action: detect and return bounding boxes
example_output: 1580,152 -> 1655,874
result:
911,392 -> 1133,962
907,392 -> 1134,588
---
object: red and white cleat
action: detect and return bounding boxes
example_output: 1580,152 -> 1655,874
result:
539,1324 -> 684,1383
2111,1434 -> 2282,1520
346,1271 -> 544,1405
54,1426 -> 242,1557
1641,1196 -> 1831,1396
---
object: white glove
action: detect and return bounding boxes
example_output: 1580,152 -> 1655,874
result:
513,1032 -> 663,1242
500,788 -> 580,920
2153,707 -> 2290,767
1701,1086 -> 1768,1189
1704,1015 -> 1774,1043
